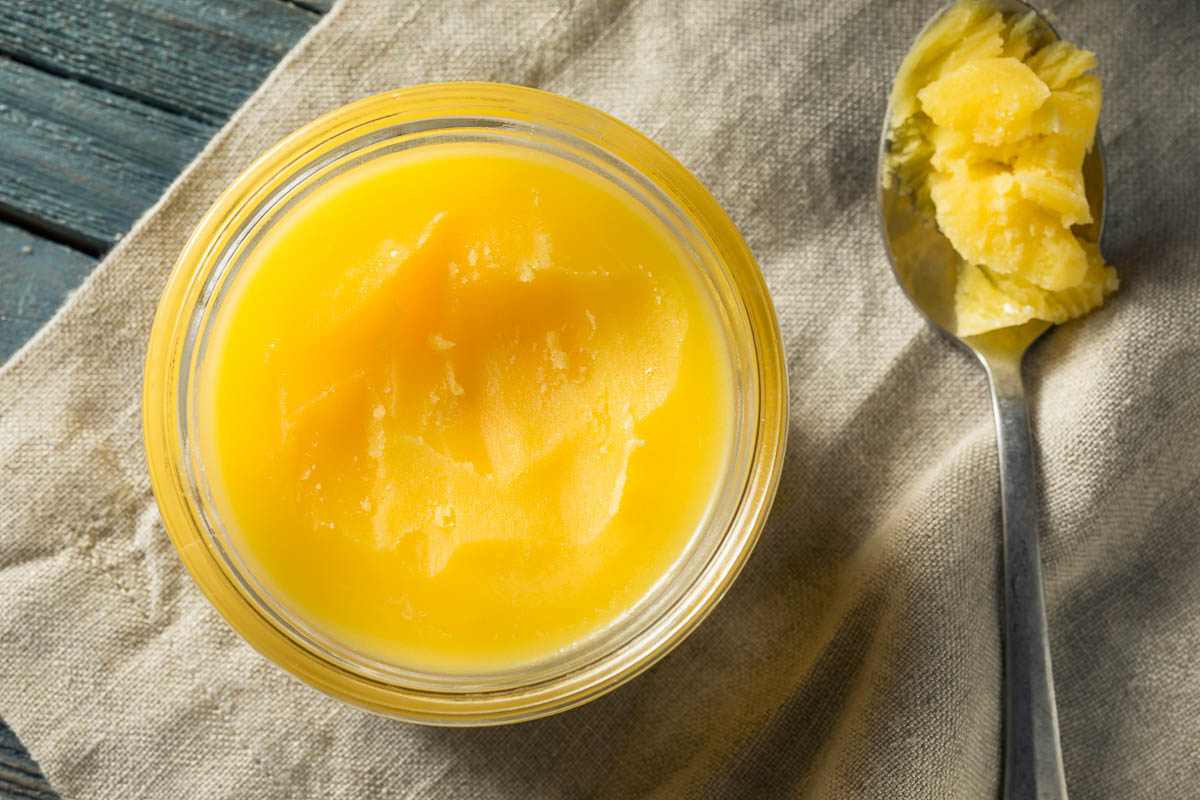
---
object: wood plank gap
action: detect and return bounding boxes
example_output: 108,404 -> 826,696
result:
0,50 -> 212,126
276,0 -> 333,14
0,756 -> 43,780
0,203 -> 107,258
0,762 -> 43,786
0,56 -> 214,247
0,771 -> 58,800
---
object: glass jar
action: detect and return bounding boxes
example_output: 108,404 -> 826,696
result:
143,83 -> 787,725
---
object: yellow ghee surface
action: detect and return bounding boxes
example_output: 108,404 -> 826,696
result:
887,0 -> 1117,336
201,143 -> 733,672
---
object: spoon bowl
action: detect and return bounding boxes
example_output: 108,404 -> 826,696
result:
880,0 -> 1107,359
879,2 -> 1107,798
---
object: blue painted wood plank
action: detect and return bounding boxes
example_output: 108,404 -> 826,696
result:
0,221 -> 96,362
0,0 -> 320,124
0,57 -> 213,251
0,719 -> 57,800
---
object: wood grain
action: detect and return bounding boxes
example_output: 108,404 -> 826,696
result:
0,56 -> 212,251
0,0 -> 320,123
0,721 -> 56,800
0,221 -> 95,361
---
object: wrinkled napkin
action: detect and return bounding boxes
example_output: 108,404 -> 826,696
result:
1,0 -> 1198,797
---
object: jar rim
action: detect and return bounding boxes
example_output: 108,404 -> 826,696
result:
143,82 -> 788,725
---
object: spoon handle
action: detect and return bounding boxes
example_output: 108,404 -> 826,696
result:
985,357 -> 1069,800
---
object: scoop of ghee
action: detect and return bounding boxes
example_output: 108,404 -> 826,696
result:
887,0 -> 1117,336
202,144 -> 733,672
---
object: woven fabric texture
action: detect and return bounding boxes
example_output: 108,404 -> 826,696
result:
1,0 -> 1197,797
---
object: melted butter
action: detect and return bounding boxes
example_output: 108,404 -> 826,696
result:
202,144 -> 733,671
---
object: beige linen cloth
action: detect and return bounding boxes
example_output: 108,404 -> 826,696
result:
2,0 -> 1198,797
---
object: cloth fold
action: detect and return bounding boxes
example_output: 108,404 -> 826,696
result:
2,1 -> 1197,797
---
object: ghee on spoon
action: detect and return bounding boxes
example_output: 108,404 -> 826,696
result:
879,2 -> 1107,798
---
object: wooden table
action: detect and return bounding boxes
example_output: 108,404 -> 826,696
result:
0,2 -> 330,796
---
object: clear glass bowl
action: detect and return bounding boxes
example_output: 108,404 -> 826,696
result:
143,83 -> 787,725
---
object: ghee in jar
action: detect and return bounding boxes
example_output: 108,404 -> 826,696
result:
201,143 -> 734,672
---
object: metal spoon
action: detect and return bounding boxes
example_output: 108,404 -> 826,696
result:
879,2 -> 1105,798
